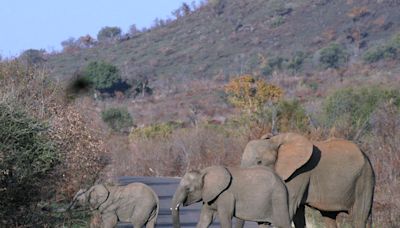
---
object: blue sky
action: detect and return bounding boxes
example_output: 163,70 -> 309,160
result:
0,0 -> 202,58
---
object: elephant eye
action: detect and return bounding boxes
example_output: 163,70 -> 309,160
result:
257,160 -> 262,165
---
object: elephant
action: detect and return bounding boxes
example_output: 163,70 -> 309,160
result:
238,132 -> 375,228
68,183 -> 159,228
171,165 -> 291,228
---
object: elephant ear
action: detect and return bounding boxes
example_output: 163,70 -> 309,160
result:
270,133 -> 313,181
201,166 -> 232,203
87,184 -> 109,210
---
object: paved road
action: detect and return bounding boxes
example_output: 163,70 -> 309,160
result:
117,176 -> 259,228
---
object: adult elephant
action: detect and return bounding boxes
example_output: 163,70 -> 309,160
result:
238,133 -> 375,228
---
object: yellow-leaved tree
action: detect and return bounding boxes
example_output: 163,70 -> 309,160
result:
224,75 -> 283,113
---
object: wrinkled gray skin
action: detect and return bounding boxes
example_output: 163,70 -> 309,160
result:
69,183 -> 159,228
237,133 -> 375,228
171,165 -> 291,228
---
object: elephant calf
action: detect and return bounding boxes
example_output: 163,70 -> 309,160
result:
171,165 -> 291,228
69,183 -> 159,228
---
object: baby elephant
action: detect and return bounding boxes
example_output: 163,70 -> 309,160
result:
70,183 -> 159,228
171,165 -> 291,228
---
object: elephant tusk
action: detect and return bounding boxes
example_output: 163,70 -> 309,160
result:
175,203 -> 180,210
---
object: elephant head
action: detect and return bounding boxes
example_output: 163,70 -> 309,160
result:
171,166 -> 231,228
241,133 -> 313,181
68,184 -> 110,211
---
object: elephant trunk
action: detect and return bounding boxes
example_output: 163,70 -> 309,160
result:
53,200 -> 75,213
68,200 -> 76,210
171,186 -> 187,228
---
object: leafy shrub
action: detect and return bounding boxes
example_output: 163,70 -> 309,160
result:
261,56 -> 288,76
322,86 -> 400,138
363,33 -> 400,63
224,75 -> 283,112
319,43 -> 348,69
0,103 -> 59,225
270,16 -> 285,28
261,52 -> 306,75
97,26 -> 122,42
276,100 -> 309,132
130,121 -> 184,139
20,49 -> 46,66
287,51 -> 306,73
101,107 -> 133,131
82,61 -> 121,90
51,104 -> 109,199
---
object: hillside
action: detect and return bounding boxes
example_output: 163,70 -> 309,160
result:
44,0 -> 400,124
48,0 -> 400,79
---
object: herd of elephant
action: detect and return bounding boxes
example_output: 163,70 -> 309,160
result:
68,133 -> 375,228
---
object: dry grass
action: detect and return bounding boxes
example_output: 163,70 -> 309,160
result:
362,103 -> 400,227
110,124 -> 249,177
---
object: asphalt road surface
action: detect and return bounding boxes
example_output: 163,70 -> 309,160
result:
117,176 -> 259,228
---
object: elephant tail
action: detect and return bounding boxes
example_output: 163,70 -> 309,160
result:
352,153 -> 375,228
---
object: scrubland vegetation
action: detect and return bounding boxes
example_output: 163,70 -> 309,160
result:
1,0 -> 400,227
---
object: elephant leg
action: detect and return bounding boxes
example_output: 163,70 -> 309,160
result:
217,194 -> 234,228
197,205 -> 215,228
320,211 -> 338,228
132,207 -> 152,228
234,219 -> 245,228
292,204 -> 306,228
145,211 -> 157,228
133,221 -> 146,228
100,214 -> 118,228
257,222 -> 270,228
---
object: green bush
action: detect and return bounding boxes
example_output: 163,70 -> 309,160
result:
322,86 -> 400,136
270,16 -> 285,28
101,107 -> 133,131
261,56 -> 288,76
287,51 -> 306,73
261,52 -> 306,76
83,61 -> 120,90
0,103 -> 59,225
363,33 -> 400,63
319,43 -> 348,69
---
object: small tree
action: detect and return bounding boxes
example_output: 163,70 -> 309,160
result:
181,3 -> 191,16
61,37 -> 80,53
78,34 -> 96,48
101,107 -> 133,132
129,24 -> 139,36
224,75 -> 283,112
82,61 -> 121,91
97,26 -> 122,43
20,49 -> 46,66
319,43 -> 348,69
